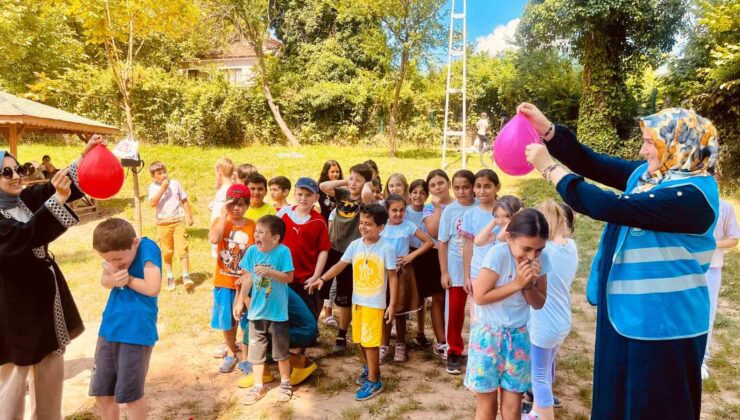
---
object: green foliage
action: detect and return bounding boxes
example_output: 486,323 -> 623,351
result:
660,0 -> 739,188
518,0 -> 688,155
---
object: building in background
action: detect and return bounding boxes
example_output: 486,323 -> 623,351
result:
186,38 -> 282,86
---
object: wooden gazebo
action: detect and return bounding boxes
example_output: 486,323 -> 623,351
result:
0,91 -> 120,159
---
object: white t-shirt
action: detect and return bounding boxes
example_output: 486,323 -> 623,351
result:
147,179 -> 187,223
461,205 -> 498,279
341,237 -> 397,309
438,200 -> 476,286
209,184 -> 230,222
277,206 -> 311,225
528,239 -> 578,348
406,205 -> 428,249
380,220 -> 418,258
476,118 -> 489,136
711,200 -> 740,268
476,242 -> 551,328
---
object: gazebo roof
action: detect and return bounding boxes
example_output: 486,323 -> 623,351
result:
0,91 -> 120,135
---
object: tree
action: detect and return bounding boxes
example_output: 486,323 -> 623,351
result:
358,0 -> 445,157
210,0 -> 300,146
518,0 -> 687,154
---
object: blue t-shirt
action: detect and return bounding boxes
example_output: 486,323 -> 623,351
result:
476,242 -> 551,328
240,244 -> 294,322
461,205 -> 499,279
380,220 -> 418,257
99,237 -> 162,346
438,200 -> 477,286
405,205 -> 428,249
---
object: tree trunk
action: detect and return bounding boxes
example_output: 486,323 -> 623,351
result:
256,52 -> 300,147
577,30 -> 625,155
388,49 -> 409,158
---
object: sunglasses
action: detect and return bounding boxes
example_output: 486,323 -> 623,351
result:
2,165 -> 28,180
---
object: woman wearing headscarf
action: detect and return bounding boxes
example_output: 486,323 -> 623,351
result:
0,136 -> 103,419
520,104 -> 719,419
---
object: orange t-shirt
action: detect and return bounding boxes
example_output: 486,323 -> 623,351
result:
213,218 -> 256,289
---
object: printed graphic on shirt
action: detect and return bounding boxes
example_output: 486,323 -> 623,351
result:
353,253 -> 384,298
254,263 -> 273,298
453,217 -> 465,251
337,198 -> 361,218
219,229 -> 251,276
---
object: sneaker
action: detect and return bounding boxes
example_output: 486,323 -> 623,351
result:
701,362 -> 710,380
276,381 -> 292,402
355,365 -> 369,386
379,345 -> 393,365
332,336 -> 347,354
446,354 -> 462,375
212,344 -> 227,359
434,343 -> 448,361
323,315 -> 338,329
521,413 -> 539,420
183,274 -> 194,292
413,334 -> 431,349
238,371 -> 275,388
242,385 -> 268,405
238,361 -> 253,374
393,343 -> 407,363
355,379 -> 384,401
166,276 -> 176,291
219,355 -> 238,373
289,361 -> 317,385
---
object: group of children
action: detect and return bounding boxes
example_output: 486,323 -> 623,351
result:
85,154 -> 738,420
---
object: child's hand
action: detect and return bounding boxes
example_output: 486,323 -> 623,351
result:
233,302 -> 243,322
187,215 -> 195,226
396,255 -> 413,267
111,269 -> 130,288
384,306 -> 396,324
254,265 -> 272,278
514,260 -> 535,289
306,278 -> 324,293
463,277 -> 472,294
431,195 -> 443,208
441,272 -> 452,289
161,179 -> 170,189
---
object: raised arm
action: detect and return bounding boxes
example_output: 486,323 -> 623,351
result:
320,179 -> 348,198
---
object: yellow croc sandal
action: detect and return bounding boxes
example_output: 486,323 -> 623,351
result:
238,371 -> 275,389
289,362 -> 317,386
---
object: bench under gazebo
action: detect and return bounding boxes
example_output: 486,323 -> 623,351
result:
0,91 -> 121,217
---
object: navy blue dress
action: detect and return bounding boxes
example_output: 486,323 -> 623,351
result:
547,126 -> 712,419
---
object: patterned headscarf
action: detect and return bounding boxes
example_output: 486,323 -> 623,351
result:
634,108 -> 719,192
0,151 -> 22,209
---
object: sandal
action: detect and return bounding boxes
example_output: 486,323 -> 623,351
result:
219,355 -> 238,373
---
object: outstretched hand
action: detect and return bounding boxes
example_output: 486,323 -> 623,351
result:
81,134 -> 106,157
525,144 -> 556,173
51,168 -> 72,205
516,103 -> 553,140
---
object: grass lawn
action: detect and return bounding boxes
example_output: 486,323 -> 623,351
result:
13,142 -> 740,419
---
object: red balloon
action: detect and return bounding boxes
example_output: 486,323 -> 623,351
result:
77,144 -> 124,200
493,114 -> 541,176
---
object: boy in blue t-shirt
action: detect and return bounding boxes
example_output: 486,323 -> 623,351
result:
91,218 -> 163,419
235,215 -> 295,405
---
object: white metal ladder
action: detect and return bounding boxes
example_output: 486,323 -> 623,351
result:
441,0 -> 467,169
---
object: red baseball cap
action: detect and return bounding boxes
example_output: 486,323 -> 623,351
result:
226,184 -> 251,200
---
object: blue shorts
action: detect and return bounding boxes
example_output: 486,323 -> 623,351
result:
464,322 -> 531,393
211,287 -> 247,330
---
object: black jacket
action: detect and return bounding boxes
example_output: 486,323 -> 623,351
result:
0,181 -> 85,366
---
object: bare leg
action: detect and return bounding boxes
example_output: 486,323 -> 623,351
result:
124,397 -> 147,420
96,396 -> 119,420
252,363 -> 265,386
365,346 -> 380,382
475,391 -> 498,420
431,292 -> 446,343
181,256 -> 190,274
500,389 -> 523,420
416,302 -> 426,337
382,318 -> 393,346
277,359 -> 291,382
223,326 -> 239,357
339,306 -> 352,331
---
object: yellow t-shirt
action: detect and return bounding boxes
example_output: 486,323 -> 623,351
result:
245,203 -> 277,222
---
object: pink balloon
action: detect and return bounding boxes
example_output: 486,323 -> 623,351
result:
493,114 -> 541,176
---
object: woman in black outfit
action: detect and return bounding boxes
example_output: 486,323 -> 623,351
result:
0,136 -> 102,419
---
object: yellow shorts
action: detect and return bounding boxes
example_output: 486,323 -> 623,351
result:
156,219 -> 189,263
352,305 -> 384,348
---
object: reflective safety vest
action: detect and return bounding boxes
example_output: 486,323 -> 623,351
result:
586,164 -> 719,340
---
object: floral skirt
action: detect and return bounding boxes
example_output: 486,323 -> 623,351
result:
464,321 -> 531,393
